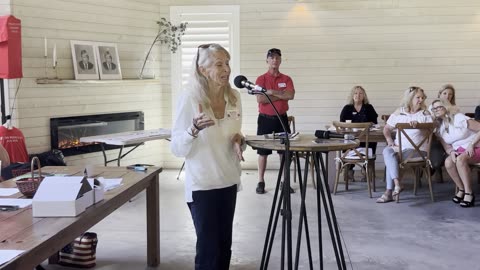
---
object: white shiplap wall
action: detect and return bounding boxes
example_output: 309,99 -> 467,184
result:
3,1 -> 480,170
160,0 -> 480,170
5,0 -> 171,167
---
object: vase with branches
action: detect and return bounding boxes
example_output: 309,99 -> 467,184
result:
139,17 -> 187,79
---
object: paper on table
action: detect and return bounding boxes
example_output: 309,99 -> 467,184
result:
97,177 -> 123,191
0,199 -> 33,208
0,188 -> 19,196
0,250 -> 24,266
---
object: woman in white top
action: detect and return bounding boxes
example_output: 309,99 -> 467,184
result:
377,87 -> 433,203
432,99 -> 480,207
428,84 -> 459,183
170,43 -> 245,269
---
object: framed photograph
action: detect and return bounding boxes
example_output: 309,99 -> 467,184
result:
95,42 -> 122,80
70,40 -> 99,80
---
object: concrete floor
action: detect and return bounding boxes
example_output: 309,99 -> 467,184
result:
44,169 -> 480,270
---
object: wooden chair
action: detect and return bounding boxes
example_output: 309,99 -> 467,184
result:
395,123 -> 436,202
288,116 -> 316,189
465,113 -> 475,118
332,121 -> 376,197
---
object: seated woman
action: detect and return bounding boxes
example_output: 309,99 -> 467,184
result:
432,99 -> 480,207
428,84 -> 459,182
475,105 -> 480,120
339,85 -> 378,181
377,87 -> 433,203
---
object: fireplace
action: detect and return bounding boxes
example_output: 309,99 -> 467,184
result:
50,112 -> 144,156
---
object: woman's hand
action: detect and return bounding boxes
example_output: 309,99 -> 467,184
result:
410,121 -> 419,128
449,150 -> 459,163
232,133 -> 245,161
466,143 -> 475,157
193,113 -> 215,131
386,138 -> 396,147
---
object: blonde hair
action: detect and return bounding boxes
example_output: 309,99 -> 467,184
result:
431,98 -> 455,127
190,43 -> 237,109
437,84 -> 456,105
347,85 -> 370,105
400,86 -> 427,113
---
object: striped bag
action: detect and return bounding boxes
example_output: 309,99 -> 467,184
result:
58,232 -> 98,268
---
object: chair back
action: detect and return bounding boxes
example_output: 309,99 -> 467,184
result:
332,121 -> 373,160
288,116 -> 295,133
465,112 -> 475,118
395,123 -> 435,167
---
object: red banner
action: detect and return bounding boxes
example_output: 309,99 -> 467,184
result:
0,15 -> 22,79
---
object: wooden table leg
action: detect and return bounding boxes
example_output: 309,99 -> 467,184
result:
146,174 -> 160,267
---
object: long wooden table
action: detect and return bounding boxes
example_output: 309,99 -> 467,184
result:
0,166 -> 161,269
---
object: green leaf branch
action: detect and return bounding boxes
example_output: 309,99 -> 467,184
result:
139,18 -> 187,78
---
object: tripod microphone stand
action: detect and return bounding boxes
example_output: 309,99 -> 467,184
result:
235,76 -> 347,270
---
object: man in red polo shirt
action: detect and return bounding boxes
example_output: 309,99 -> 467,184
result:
255,48 -> 295,194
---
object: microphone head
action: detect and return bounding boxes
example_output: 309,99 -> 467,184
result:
234,75 -> 247,89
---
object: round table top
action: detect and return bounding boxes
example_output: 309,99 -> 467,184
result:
246,134 -> 358,152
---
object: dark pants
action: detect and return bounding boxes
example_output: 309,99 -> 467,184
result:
256,113 -> 290,155
188,184 -> 237,270
430,136 -> 446,169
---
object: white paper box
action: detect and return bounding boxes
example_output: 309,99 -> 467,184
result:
32,176 -> 94,217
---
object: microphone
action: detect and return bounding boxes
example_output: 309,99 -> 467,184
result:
234,75 -> 266,94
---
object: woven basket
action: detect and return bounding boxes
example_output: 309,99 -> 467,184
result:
16,157 -> 43,198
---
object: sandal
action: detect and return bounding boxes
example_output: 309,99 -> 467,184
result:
393,186 -> 403,203
376,194 -> 393,203
392,186 -> 403,196
460,193 -> 475,208
452,189 -> 465,204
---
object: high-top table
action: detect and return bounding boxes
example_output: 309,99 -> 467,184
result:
246,134 -> 357,270
80,128 -> 171,166
0,165 -> 162,269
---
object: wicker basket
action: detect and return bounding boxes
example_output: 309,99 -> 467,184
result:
16,157 -> 43,198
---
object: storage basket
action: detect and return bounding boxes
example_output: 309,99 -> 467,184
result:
16,157 -> 43,198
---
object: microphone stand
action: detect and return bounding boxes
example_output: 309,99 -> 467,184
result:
250,89 -> 293,270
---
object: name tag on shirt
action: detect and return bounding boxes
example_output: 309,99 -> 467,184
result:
278,82 -> 287,88
226,109 -> 241,120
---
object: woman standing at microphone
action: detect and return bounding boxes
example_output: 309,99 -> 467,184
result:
170,43 -> 245,270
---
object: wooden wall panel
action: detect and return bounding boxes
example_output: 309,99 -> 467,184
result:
160,0 -> 480,170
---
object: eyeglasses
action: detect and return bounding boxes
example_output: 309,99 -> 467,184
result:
431,106 -> 445,111
409,86 -> 421,92
267,48 -> 281,57
196,43 -> 215,69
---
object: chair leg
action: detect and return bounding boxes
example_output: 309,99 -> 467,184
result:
310,160 -> 316,189
372,163 -> 376,192
365,165 -> 372,198
293,154 -> 297,184
426,168 -> 434,202
334,162 -> 342,195
343,165 -> 350,191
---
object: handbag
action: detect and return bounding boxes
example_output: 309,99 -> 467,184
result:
59,232 -> 98,268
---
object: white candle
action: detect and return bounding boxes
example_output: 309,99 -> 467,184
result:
44,37 -> 47,57
52,43 -> 57,68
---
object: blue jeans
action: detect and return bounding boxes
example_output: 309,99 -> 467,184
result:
188,184 -> 237,270
383,147 -> 426,190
